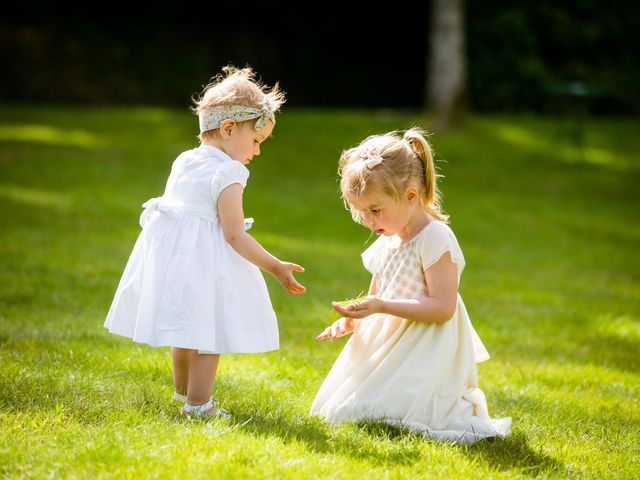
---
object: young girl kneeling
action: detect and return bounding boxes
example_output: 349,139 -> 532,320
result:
312,128 -> 510,444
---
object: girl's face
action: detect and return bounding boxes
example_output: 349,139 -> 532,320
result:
348,189 -> 413,237
222,119 -> 274,165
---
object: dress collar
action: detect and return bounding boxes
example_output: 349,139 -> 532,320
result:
197,143 -> 233,162
386,221 -> 438,250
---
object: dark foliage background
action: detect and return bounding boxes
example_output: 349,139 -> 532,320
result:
1,1 -> 638,113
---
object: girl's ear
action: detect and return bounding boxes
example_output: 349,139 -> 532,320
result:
406,187 -> 419,204
219,119 -> 236,140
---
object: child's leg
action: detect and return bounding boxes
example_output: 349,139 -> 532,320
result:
186,353 -> 220,406
171,347 -> 194,396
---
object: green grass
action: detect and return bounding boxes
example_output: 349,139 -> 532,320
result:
1,104 -> 638,479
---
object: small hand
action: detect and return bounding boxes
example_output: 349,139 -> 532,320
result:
316,317 -> 357,340
273,262 -> 306,295
331,296 -> 384,319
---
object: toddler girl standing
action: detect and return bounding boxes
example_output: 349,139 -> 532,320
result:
311,128 -> 510,443
104,66 -> 305,417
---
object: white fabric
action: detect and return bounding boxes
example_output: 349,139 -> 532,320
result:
310,221 -> 511,444
104,144 -> 279,353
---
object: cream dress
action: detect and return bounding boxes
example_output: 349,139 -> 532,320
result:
310,221 -> 511,444
104,144 -> 279,353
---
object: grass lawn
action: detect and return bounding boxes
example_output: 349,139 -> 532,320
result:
0,105 -> 638,479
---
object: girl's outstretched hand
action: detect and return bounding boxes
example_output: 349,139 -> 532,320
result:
272,262 -> 306,295
316,317 -> 357,340
331,297 -> 383,319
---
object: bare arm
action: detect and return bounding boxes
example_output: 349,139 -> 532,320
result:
218,183 -> 305,294
368,275 -> 377,296
331,252 -> 458,324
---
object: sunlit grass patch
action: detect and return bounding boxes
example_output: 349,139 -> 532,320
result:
0,124 -> 103,148
1,106 -> 638,478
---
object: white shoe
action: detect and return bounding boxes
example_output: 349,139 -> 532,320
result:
180,398 -> 231,419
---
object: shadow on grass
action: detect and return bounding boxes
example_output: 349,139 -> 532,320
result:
228,408 -> 424,465
226,404 -> 563,475
458,431 -> 564,476
214,377 -> 563,472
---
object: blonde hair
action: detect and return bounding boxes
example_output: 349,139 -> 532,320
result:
191,65 -> 286,141
338,127 -> 449,223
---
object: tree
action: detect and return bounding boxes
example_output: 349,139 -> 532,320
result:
427,0 -> 466,130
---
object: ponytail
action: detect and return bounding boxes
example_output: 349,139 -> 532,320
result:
403,128 -> 448,223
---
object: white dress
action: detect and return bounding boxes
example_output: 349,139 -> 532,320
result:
310,221 -> 511,444
104,144 -> 279,353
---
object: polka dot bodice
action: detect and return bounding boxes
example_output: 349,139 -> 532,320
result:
361,221 -> 466,300
376,238 -> 428,299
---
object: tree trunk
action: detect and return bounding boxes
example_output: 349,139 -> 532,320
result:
427,0 -> 466,131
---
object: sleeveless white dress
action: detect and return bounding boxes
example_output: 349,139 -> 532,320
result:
104,144 -> 279,353
310,221 -> 511,444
